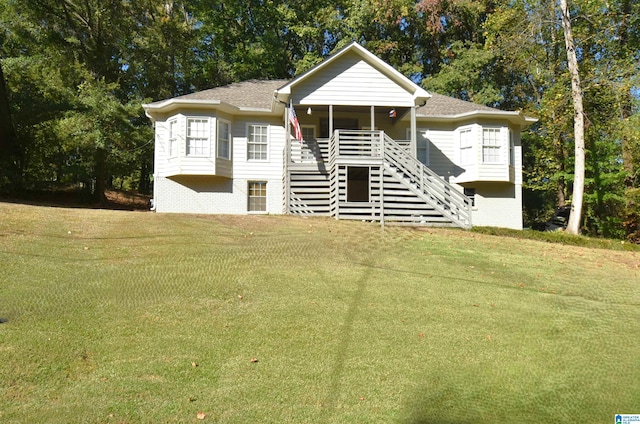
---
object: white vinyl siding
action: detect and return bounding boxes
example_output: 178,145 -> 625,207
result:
186,118 -> 210,156
482,128 -> 501,164
217,120 -> 231,159
293,52 -> 414,107
247,124 -> 268,160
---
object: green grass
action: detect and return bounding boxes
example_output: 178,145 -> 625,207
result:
1,202 -> 639,423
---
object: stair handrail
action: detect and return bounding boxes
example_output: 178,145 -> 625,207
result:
382,134 -> 472,227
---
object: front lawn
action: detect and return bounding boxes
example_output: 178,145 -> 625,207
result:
1,202 -> 638,423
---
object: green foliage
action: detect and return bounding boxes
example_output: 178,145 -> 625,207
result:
623,188 -> 640,243
472,226 -> 640,251
423,41 -> 502,105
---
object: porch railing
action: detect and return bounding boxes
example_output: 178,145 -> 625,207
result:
290,131 -> 413,163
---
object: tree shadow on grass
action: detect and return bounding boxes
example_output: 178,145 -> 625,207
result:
1,188 -> 150,211
402,390 -> 489,424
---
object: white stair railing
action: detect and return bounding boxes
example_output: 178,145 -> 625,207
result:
382,134 -> 472,228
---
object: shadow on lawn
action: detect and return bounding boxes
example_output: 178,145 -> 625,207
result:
320,257 -> 372,417
402,389 -> 485,424
1,189 -> 151,211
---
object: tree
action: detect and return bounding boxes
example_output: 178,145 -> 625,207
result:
560,0 -> 585,235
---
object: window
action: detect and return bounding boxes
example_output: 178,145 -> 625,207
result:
248,181 -> 267,212
168,119 -> 178,157
186,118 -> 210,156
464,187 -> 476,207
217,120 -> 231,159
459,128 -> 473,165
482,128 -> 501,163
301,126 -> 315,141
509,131 -> 515,166
248,124 -> 268,160
301,126 -> 317,161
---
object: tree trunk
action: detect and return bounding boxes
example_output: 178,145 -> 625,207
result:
619,0 -> 635,188
560,0 -> 585,235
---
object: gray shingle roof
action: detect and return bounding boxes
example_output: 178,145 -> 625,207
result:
417,92 -> 499,116
156,79 -> 289,110
150,79 -> 502,117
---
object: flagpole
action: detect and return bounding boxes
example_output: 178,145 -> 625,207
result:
285,100 -> 291,214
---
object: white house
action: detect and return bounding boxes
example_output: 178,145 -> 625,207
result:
143,42 -> 536,229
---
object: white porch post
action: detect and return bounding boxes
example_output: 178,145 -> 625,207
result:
370,105 -> 375,130
329,105 -> 334,136
410,105 -> 417,158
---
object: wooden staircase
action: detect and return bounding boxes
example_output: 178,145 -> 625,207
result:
287,130 -> 472,228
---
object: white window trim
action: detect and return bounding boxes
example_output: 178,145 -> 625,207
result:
247,181 -> 268,213
482,127 -> 504,164
217,119 -> 231,160
186,117 -> 211,157
247,123 -> 269,162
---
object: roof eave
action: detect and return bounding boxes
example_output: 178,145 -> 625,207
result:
418,110 -> 537,127
143,99 -> 280,121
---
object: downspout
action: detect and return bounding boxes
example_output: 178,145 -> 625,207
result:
410,106 -> 417,158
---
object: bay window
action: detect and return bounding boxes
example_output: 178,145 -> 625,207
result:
482,128 -> 501,163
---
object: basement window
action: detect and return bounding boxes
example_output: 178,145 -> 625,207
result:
248,181 -> 267,212
464,187 -> 476,207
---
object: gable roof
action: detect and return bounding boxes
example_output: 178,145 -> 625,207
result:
274,42 -> 430,106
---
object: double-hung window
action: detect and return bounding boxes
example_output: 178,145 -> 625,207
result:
186,118 -> 210,156
247,124 -> 268,160
168,119 -> 178,157
482,128 -> 501,163
509,131 -> 515,166
459,128 -> 473,165
217,120 -> 231,159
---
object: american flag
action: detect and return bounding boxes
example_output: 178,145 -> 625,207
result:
289,103 -> 303,141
